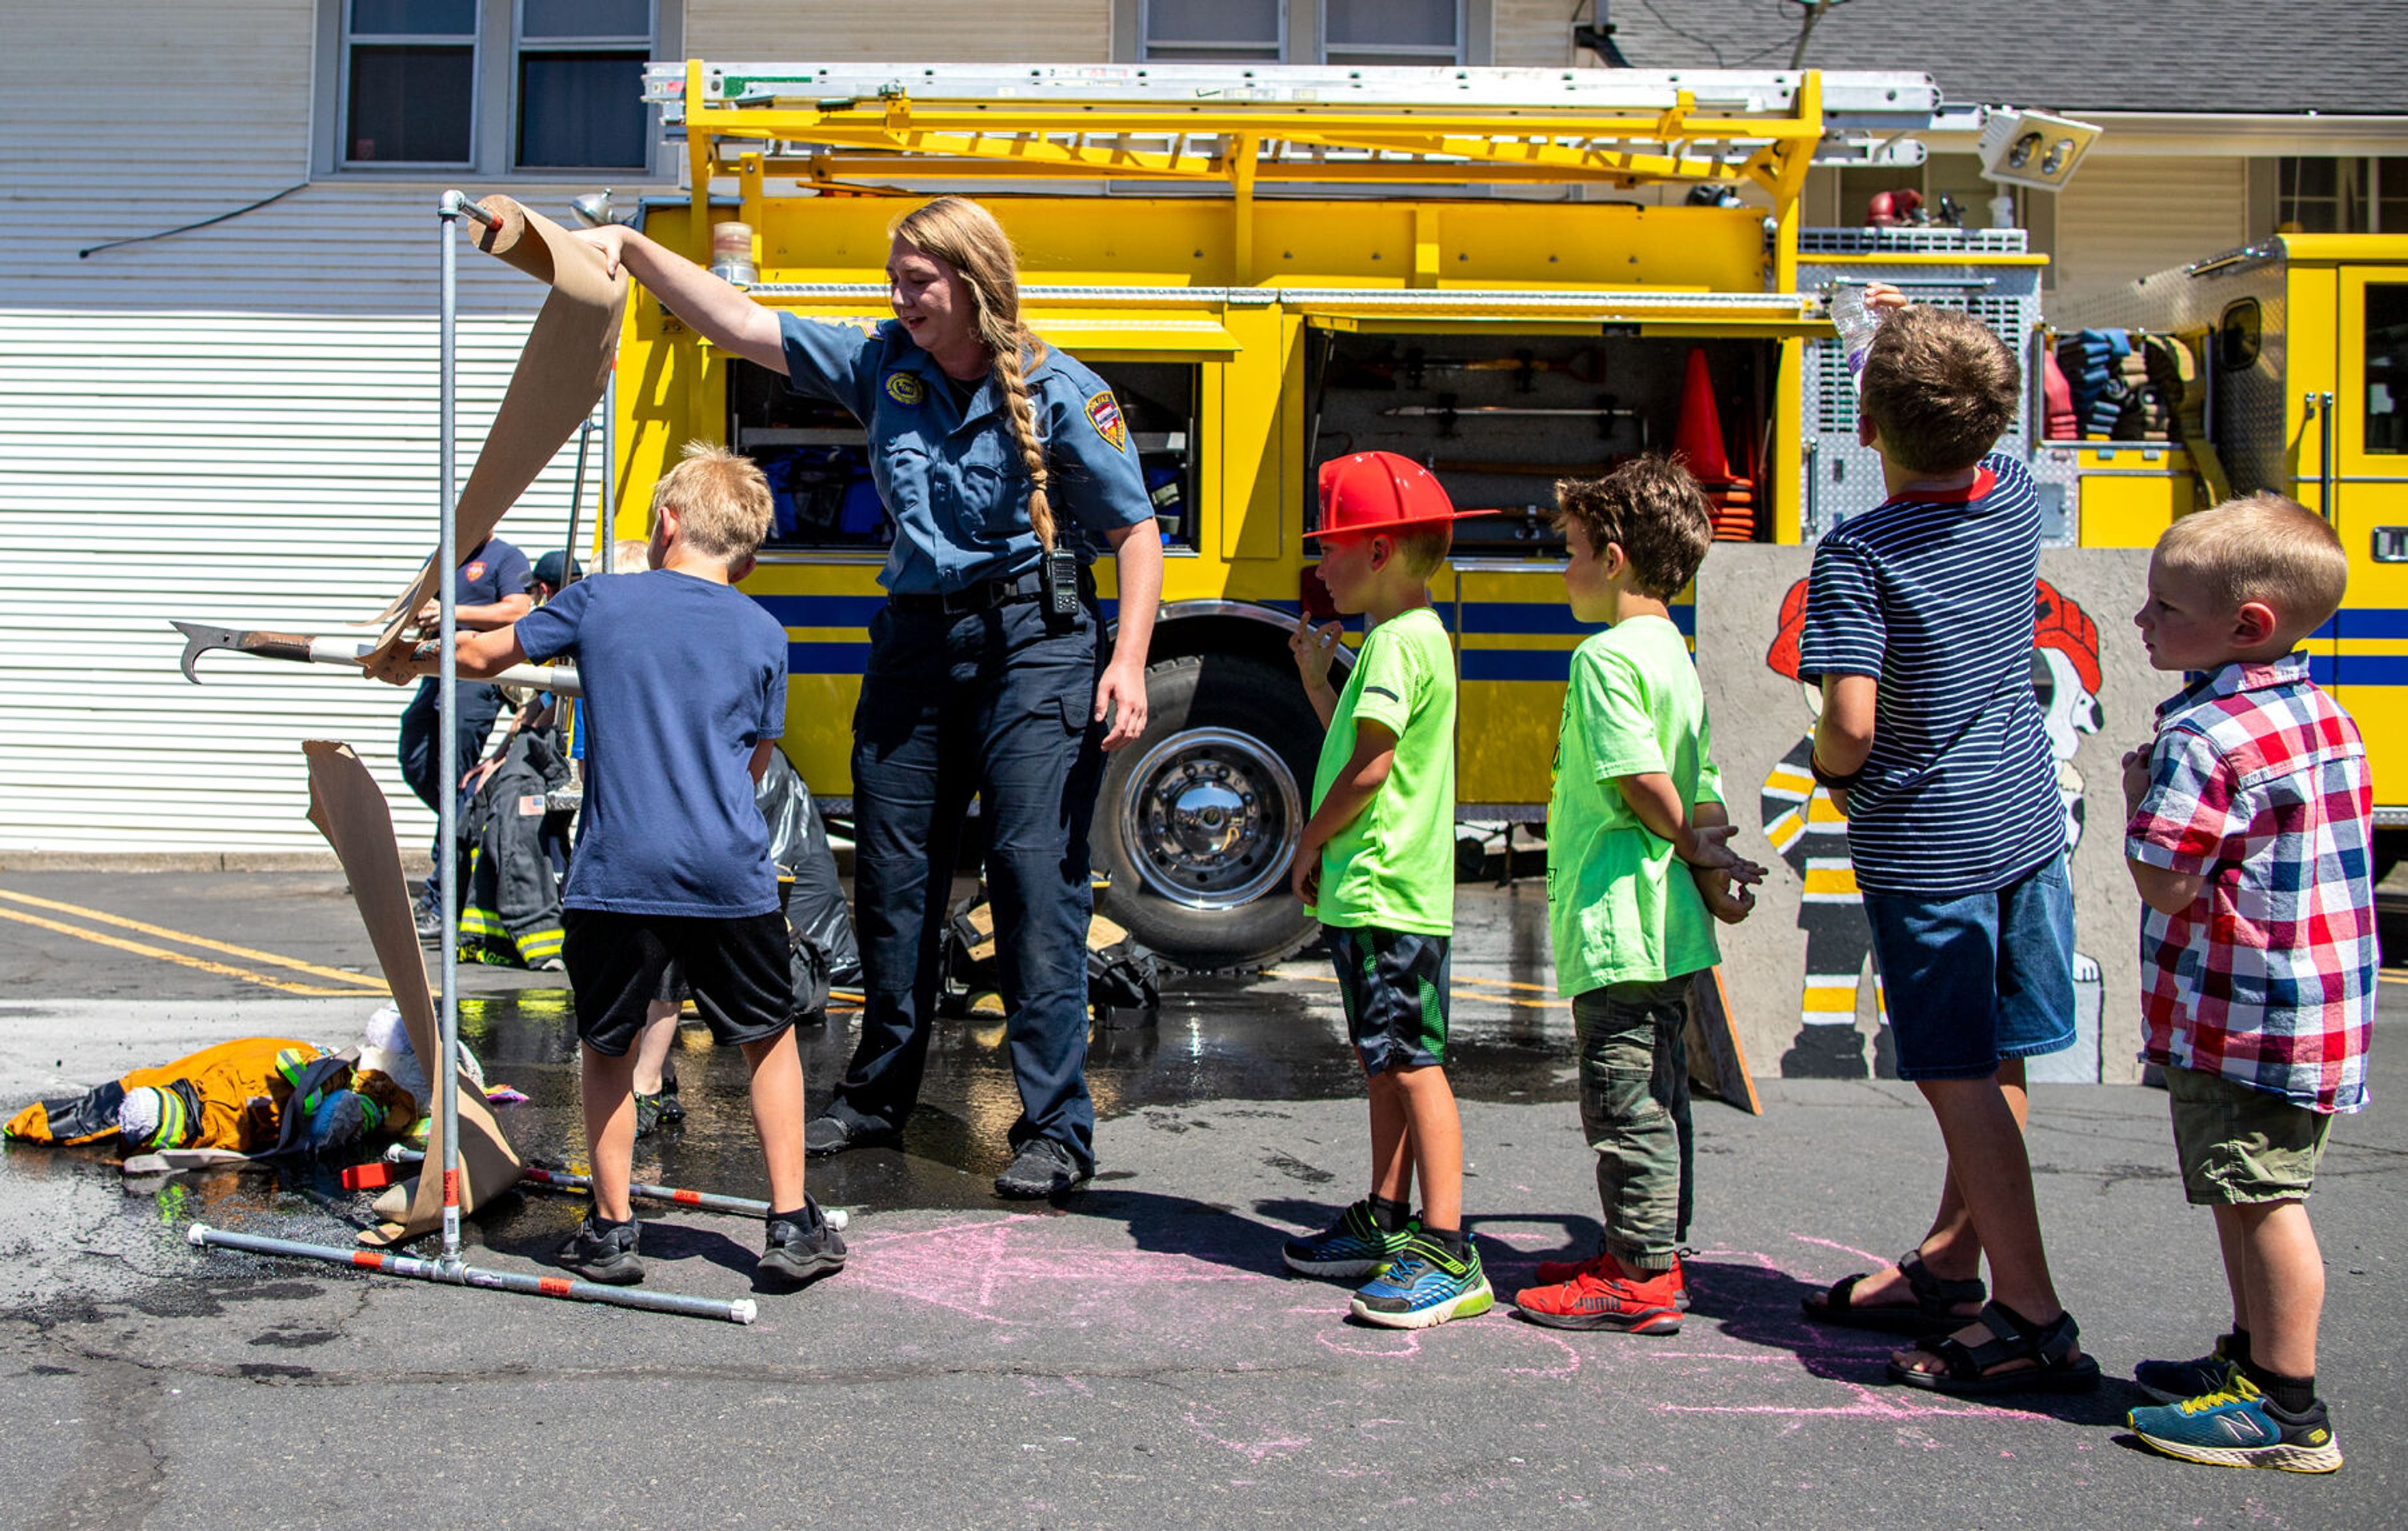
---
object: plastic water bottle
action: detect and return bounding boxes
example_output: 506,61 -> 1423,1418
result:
1830,285 -> 1882,379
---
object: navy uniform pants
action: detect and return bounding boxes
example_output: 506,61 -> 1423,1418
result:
398,676 -> 505,897
830,595 -> 1107,1169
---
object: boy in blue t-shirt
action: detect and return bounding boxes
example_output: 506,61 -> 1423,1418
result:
458,444 -> 842,1291
1794,292 -> 2095,1396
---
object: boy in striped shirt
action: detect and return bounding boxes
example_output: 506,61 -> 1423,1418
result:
1794,292 -> 2097,1396
2120,494 -> 2374,1473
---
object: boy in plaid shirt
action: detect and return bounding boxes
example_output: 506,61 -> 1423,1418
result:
2120,492 -> 2377,1473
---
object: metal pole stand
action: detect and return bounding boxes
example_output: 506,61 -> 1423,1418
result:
185,191 -> 752,1326
378,1146 -> 852,1232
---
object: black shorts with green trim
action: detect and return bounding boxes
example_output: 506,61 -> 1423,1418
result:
1326,923 -> 1450,1075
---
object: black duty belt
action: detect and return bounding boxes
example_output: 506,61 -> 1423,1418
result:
887,568 -> 1067,617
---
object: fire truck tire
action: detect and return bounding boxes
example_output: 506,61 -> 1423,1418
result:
1094,654 -> 1321,972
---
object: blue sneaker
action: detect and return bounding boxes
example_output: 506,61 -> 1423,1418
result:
1349,1232 -> 1493,1329
1283,1199 -> 1415,1279
2128,1375 -> 2342,1473
2134,1340 -> 2241,1404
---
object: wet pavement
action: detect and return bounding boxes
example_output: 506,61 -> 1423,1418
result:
0,871 -> 2404,1526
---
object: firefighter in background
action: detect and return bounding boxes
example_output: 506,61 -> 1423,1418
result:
1761,580 -> 1889,1079
1761,576 -> 2108,1079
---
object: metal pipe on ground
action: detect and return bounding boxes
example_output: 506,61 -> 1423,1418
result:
187,1224 -> 758,1324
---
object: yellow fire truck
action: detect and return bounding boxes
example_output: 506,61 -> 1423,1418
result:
606,61 -> 2400,969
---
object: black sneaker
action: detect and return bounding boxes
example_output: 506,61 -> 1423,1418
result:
633,1091 -> 666,1140
805,1112 -> 899,1157
994,1137 -> 1089,1199
657,1073 -> 685,1125
758,1198 -> 848,1288
554,1215 -> 643,1285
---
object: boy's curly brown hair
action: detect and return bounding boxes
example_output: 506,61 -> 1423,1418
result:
1551,455 -> 1714,599
1858,305 -> 2022,476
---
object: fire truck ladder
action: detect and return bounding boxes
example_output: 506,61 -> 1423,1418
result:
644,60 -> 1956,290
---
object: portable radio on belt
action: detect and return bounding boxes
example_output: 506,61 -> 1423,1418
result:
1044,547 -> 1080,616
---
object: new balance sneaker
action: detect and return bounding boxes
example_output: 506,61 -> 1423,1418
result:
1533,1250 -> 1691,1311
1283,1200 -> 1417,1279
2135,1337 -> 2242,1404
1514,1249 -> 1683,1334
633,1090 -> 667,1140
2128,1375 -> 2342,1473
1349,1233 -> 1493,1329
757,1199 -> 848,1288
554,1215 -> 643,1285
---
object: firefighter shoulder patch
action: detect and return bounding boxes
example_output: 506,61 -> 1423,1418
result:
1084,390 -> 1128,452
885,371 -> 925,408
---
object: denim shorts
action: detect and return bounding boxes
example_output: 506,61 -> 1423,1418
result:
1859,854 -> 2076,1082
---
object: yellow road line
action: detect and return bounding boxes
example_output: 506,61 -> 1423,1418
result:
0,906 -> 393,998
1279,968 -> 1566,1010
0,888 -> 386,990
1448,972 -> 1558,996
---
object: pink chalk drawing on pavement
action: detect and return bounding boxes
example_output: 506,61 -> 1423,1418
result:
838,1212 -> 2066,1426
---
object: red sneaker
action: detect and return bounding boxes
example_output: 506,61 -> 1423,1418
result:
1514,1251 -> 1683,1333
1531,1251 -> 1690,1310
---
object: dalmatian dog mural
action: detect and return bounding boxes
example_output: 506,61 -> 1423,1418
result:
1762,577 -> 2106,1079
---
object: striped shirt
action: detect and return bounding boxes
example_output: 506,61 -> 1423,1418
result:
1796,454 -> 2066,896
2127,654 -> 2376,1113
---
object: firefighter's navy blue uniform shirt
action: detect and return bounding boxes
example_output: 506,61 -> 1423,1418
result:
775,315 -> 1154,593
456,538 -> 532,607
514,569 -> 788,918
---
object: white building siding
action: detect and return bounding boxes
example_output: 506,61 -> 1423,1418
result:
1492,0 -> 1575,66
685,1 -> 1111,61
2050,156 -> 2249,310
0,3 -> 620,856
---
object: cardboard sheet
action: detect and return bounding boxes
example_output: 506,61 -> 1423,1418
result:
301,741 -> 524,1245
366,195 -> 628,676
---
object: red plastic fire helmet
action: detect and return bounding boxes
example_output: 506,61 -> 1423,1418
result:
1308,452 -> 1490,539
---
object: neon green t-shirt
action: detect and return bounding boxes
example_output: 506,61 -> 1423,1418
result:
1308,604 -> 1457,935
1546,615 -> 1725,995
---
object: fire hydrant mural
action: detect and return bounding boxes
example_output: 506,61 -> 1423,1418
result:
1760,576 -> 2106,1079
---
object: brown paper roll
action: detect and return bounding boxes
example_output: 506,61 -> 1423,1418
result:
300,740 -> 525,1246
366,195 -> 629,677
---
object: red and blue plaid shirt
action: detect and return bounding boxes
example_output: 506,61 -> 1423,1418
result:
2126,653 -> 2377,1113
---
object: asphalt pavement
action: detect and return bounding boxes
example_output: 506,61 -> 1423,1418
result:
0,870 -> 2402,1528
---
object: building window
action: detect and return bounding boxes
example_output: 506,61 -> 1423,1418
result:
344,1 -> 478,165
1139,1 -> 1463,65
332,0 -> 658,174
515,0 -> 652,169
2278,157 -> 2371,233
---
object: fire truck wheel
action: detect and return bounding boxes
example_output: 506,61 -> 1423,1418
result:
1094,654 -> 1321,972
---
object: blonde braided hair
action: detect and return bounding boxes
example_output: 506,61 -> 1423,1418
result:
891,197 -> 1055,551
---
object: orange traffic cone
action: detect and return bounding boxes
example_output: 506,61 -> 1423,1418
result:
1672,347 -> 1731,481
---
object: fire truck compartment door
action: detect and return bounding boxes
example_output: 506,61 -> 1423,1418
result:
2331,268 -> 2408,803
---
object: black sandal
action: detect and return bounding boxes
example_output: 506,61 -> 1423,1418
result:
1801,1251 -> 1987,1334
1889,1300 -> 2103,1396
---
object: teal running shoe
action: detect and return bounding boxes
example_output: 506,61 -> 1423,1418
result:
1284,1200 -> 1415,1279
2134,1340 -> 2241,1405
2128,1375 -> 2342,1474
1349,1232 -> 1493,1330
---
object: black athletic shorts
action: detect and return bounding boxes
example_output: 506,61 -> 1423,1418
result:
562,909 -> 791,1056
1327,924 -> 1450,1075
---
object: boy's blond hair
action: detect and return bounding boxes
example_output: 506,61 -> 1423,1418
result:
1859,305 -> 2021,476
1551,455 -> 1714,598
1390,521 -> 1452,581
649,442 -> 773,561
2157,492 -> 2349,642
611,537 -> 652,572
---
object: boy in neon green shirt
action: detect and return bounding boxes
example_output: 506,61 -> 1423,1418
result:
1283,451 -> 1492,1329
1514,457 -> 1761,1336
